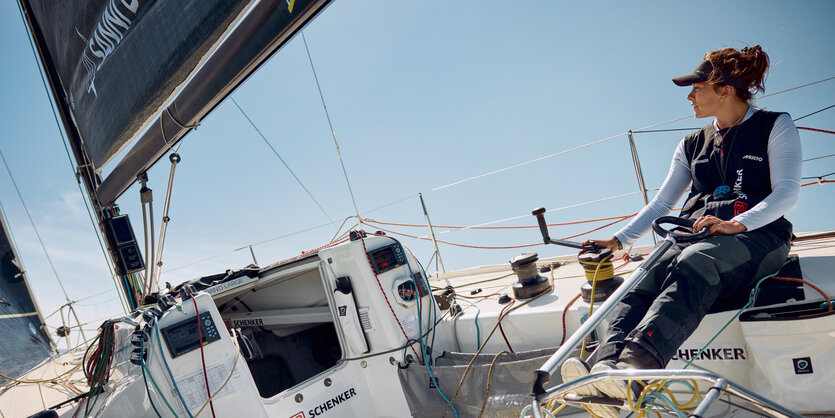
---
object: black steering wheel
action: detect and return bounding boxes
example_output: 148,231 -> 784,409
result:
651,216 -> 711,243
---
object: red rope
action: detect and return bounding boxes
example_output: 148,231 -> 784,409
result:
498,299 -> 516,353
363,213 -> 638,230
798,126 -> 835,135
801,179 -> 835,187
357,236 -> 424,364
363,214 -> 633,250
366,224 -> 542,249
561,293 -> 583,346
263,237 -> 350,269
560,215 -> 633,240
186,288 -> 216,418
770,277 -> 832,312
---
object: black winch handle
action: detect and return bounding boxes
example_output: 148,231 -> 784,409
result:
651,216 -> 710,243
532,207 -> 599,251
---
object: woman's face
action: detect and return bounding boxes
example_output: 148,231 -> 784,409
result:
686,82 -> 722,118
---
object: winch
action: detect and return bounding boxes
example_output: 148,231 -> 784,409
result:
531,207 -> 624,302
577,247 -> 624,303
509,253 -> 552,299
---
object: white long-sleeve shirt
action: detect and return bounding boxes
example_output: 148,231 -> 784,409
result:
614,107 -> 802,246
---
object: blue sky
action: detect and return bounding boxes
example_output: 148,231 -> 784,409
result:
1,1 -> 833,346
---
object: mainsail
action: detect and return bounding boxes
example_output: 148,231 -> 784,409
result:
0,209 -> 53,384
20,0 -> 332,303
20,0 -> 255,168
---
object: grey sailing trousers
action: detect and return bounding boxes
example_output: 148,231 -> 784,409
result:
587,227 -> 791,367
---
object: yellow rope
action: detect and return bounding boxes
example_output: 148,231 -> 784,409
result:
477,351 -> 509,417
549,403 -> 567,415
194,329 -> 242,417
579,261 -> 603,359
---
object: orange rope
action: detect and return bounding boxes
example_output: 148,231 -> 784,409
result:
798,126 -> 835,135
368,224 -> 542,249
362,214 -> 633,250
801,179 -> 835,187
560,214 -> 632,240
770,277 -> 832,312
363,213 -> 637,230
263,236 -> 350,269
321,180 -> 832,254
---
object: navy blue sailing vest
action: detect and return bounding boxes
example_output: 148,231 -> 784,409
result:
679,110 -> 792,238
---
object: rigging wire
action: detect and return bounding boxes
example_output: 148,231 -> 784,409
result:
792,104 -> 835,122
632,127 -> 699,133
167,78 -> 835,273
425,77 -> 835,196
802,171 -> 835,180
0,148 -> 71,302
803,153 -> 835,163
431,114 -> 694,192
301,31 -> 362,221
230,96 -> 334,222
631,103 -> 834,134
759,75 -> 835,99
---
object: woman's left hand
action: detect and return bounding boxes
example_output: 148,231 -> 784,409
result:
692,215 -> 748,236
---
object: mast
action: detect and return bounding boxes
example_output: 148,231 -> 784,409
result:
18,0 -> 142,308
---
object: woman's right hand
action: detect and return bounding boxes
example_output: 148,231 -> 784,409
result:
580,238 -> 619,253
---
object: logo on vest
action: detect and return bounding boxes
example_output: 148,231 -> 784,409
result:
734,201 -> 748,216
692,158 -> 709,165
732,169 -> 747,200
742,154 -> 763,162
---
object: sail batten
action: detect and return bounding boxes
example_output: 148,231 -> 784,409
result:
96,0 -> 332,205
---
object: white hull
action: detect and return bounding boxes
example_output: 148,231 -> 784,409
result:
2,232 -> 834,417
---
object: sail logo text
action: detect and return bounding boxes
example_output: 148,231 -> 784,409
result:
742,154 -> 763,162
77,0 -> 141,98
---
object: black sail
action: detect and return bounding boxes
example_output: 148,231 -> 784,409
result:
21,0 -> 331,305
97,0 -> 332,205
20,0 -> 254,168
0,211 -> 53,384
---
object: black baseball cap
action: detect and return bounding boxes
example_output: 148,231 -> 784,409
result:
673,60 -> 748,90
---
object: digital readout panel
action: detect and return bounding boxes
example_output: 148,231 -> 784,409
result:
368,242 -> 408,274
160,311 -> 221,358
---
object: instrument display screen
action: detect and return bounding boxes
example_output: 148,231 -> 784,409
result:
368,242 -> 408,275
160,311 -> 221,358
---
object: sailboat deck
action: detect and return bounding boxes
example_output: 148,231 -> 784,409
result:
2,233 -> 833,417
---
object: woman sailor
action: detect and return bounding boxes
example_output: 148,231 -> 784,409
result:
560,45 -> 802,417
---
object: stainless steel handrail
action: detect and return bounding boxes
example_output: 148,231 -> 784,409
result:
530,368 -> 802,418
530,234 -> 678,397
